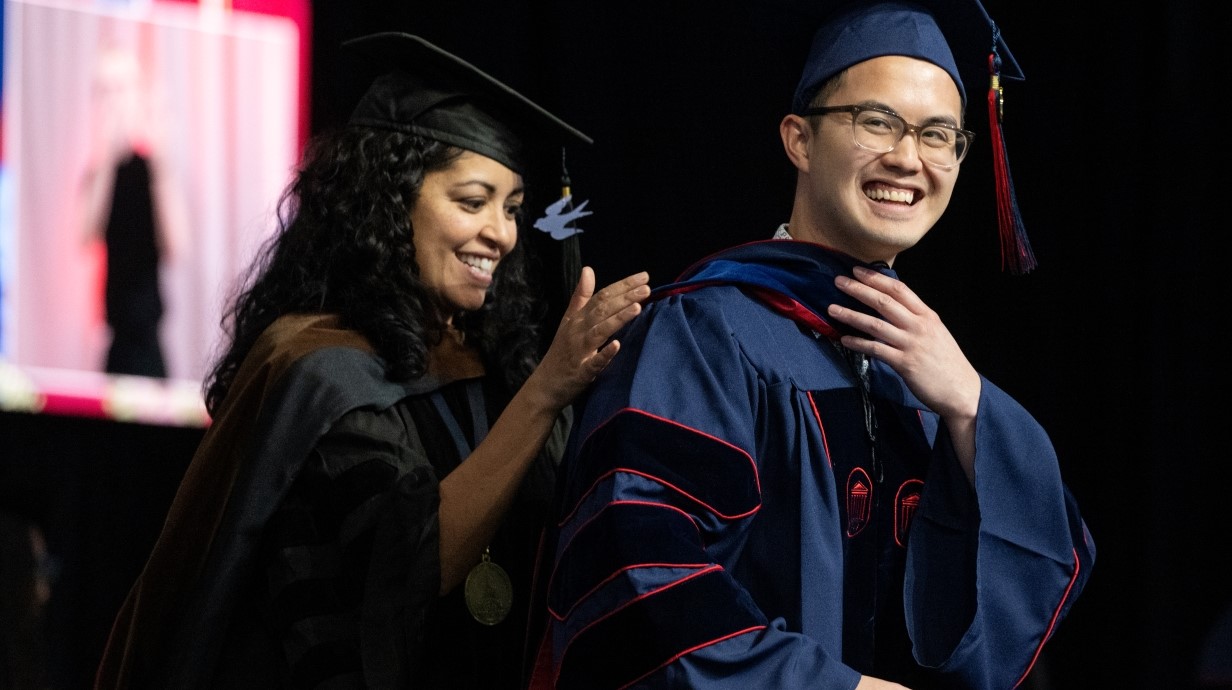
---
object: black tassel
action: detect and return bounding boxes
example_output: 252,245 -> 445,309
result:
558,147 -> 582,297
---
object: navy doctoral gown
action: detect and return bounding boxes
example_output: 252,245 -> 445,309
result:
534,240 -> 1094,689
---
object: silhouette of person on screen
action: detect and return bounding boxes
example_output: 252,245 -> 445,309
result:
79,46 -> 187,378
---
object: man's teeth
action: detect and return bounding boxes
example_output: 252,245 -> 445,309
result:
866,187 -> 915,204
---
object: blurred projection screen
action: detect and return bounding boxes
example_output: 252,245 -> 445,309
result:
1,0 -> 299,404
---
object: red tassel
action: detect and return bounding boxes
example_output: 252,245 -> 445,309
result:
986,54 -> 1036,274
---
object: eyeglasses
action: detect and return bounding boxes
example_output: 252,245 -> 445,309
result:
800,104 -> 974,170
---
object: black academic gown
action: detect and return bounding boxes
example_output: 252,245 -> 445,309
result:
96,314 -> 564,689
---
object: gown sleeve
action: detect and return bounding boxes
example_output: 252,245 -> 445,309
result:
905,378 -> 1095,688
543,292 -> 863,689
257,403 -> 441,688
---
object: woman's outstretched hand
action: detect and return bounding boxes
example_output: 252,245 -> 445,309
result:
532,266 -> 650,409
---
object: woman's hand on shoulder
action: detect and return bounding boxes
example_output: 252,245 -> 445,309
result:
530,266 -> 650,409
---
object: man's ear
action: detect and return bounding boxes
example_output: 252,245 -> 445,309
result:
780,114 -> 812,173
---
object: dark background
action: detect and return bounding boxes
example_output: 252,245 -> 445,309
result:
3,1 -> 1229,688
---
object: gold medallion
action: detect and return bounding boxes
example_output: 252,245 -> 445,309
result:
465,547 -> 512,626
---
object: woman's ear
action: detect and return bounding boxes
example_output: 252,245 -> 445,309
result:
779,114 -> 812,173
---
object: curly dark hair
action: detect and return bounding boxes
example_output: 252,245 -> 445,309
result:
203,126 -> 544,415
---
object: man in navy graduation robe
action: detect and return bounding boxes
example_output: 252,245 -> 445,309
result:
531,1 -> 1094,688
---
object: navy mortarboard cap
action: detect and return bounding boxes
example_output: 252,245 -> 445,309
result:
790,0 -> 1036,274
343,32 -> 592,175
791,0 -> 1022,113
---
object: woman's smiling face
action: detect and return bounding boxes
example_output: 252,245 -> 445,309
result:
410,150 -> 524,316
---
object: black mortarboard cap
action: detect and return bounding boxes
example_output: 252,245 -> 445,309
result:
343,32 -> 592,175
787,0 -> 1035,274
